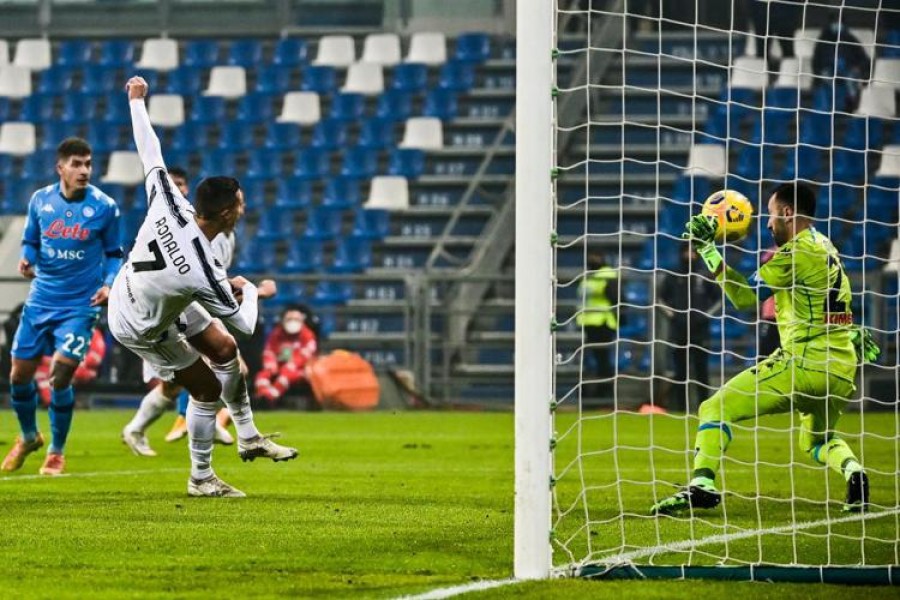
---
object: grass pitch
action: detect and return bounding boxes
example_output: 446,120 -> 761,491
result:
0,410 -> 895,599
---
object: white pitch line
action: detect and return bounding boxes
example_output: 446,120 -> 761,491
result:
598,506 -> 900,565
0,467 -> 184,483
396,578 -> 518,600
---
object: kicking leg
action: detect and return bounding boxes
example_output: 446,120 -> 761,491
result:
41,355 -> 79,475
123,381 -> 181,456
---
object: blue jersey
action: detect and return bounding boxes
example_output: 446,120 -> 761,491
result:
22,183 -> 123,310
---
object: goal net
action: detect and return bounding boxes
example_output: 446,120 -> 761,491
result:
516,0 -> 900,584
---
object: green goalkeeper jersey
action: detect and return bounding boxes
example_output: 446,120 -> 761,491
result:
756,227 -> 856,382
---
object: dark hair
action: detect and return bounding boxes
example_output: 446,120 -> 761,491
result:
168,166 -> 188,181
194,176 -> 240,219
56,137 -> 92,161
772,182 -> 816,218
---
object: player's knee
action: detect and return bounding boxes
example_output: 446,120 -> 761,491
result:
160,381 -> 182,399
48,362 -> 77,390
206,336 -> 238,365
698,396 -> 723,422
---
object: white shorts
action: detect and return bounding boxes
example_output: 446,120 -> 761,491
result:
138,303 -> 214,382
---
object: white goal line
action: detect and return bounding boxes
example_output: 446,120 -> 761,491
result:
0,467 -> 184,483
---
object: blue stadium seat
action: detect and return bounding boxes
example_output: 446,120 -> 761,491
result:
293,148 -> 330,180
0,178 -> 34,214
844,115 -> 884,151
272,37 -> 308,67
247,148 -> 284,179
264,122 -> 302,151
217,120 -> 254,151
797,109 -> 833,147
103,96 -> 133,125
734,141 -> 774,181
200,149 -> 237,176
323,176 -> 361,209
183,40 -> 220,68
832,148 -> 867,183
329,236 -> 372,273
234,238 -> 279,274
120,210 -> 144,246
227,39 -> 262,68
81,64 -> 118,95
20,94 -> 55,122
22,154 -> 56,181
282,237 -> 324,274
454,32 -> 491,63
85,122 -> 121,154
437,60 -> 476,91
357,117 -> 394,150
312,280 -> 353,305
423,88 -> 459,120
868,176 -> 900,213
268,281 -> 307,308
58,40 -> 93,67
165,66 -> 204,95
163,149 -> 192,172
829,183 -> 858,215
352,207 -> 390,240
329,92 -> 365,121
340,147 -> 378,179
170,122 -> 208,152
391,63 -> 428,92
129,186 -> 148,212
189,96 -> 226,125
301,65 -> 337,94
388,148 -> 425,178
0,154 -> 11,177
375,90 -> 413,121
37,65 -> 75,94
236,92 -> 275,124
133,68 -> 161,90
781,145 -> 826,181
238,176 -> 268,213
0,98 -> 9,122
311,118 -> 347,151
811,83 -> 851,115
257,206 -> 296,241
98,39 -> 135,68
61,93 -> 97,124
275,176 -> 313,209
304,205 -> 343,240
255,65 -> 294,95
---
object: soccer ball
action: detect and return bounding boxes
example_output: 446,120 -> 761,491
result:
701,189 -> 753,242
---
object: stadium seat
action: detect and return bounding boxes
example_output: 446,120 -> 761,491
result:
357,117 -> 395,150
313,35 -> 356,67
98,39 -> 135,68
844,114 -> 884,151
13,38 -> 51,71
0,97 -> 8,122
365,175 -> 409,210
264,122 -> 302,150
400,117 -> 443,150
85,122 -> 122,154
873,58 -> 900,90
272,37 -> 308,67
19,93 -> 54,122
170,121 -> 207,152
329,236 -> 372,273
21,153 -> 55,180
406,32 -> 447,66
204,66 -> 247,99
200,149 -> 237,176
773,57 -> 812,91
148,94 -> 185,127
81,63 -> 119,94
734,142 -> 773,180
391,63 -> 428,92
183,39 -> 220,68
684,144 -> 726,177
103,96 -> 133,125
257,206 -> 296,241
0,40 -> 9,65
856,85 -> 896,120
102,151 -> 144,185
388,149 -> 425,179
165,65 -> 204,95
58,40 -> 92,67
828,183 -> 858,215
301,65 -> 337,94
352,207 -> 390,240
312,281 -> 353,306
423,88 -> 458,120
793,28 -> 821,60
361,33 -> 401,66
329,92 -> 365,121
0,122 -> 36,156
293,147 -> 330,180
304,205 -> 343,240
189,95 -> 226,124
247,147 -> 284,178
781,144 -> 825,181
236,92 -> 275,124
37,65 -> 75,94
0,65 -> 32,98
277,91 -> 321,125
61,93 -> 96,124
375,90 -> 413,121
228,39 -> 262,68
750,108 -> 796,145
234,238 -> 278,274
342,62 -> 384,95
136,38 -> 179,71
323,175 -> 361,209
38,121 -> 67,150
256,64 -> 294,95
311,118 -> 347,150
282,237 -> 324,273
340,147 -> 378,179
454,32 -> 491,63
217,120 -> 254,151
239,176 -> 268,213
274,176 -> 313,209
876,145 -> 900,177
731,57 -> 768,91
437,61 -> 476,91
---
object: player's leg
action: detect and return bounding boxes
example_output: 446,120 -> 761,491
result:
2,356 -> 44,472
123,374 -> 183,456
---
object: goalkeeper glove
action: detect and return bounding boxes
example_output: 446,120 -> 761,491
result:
682,215 -> 722,273
850,326 -> 881,364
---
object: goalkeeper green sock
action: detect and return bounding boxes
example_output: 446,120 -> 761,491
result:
811,438 -> 863,481
692,421 -> 732,479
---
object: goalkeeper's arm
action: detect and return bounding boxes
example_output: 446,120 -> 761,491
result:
685,215 -> 759,311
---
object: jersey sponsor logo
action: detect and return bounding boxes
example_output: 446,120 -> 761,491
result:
46,247 -> 86,260
82,206 -> 95,218
154,217 -> 191,275
44,219 -> 91,240
824,313 -> 853,325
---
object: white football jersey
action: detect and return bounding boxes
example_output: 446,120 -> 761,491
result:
211,231 -> 236,270
110,168 -> 241,341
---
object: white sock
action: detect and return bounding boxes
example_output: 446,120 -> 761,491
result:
210,356 -> 260,440
187,400 -> 217,480
125,386 -> 172,434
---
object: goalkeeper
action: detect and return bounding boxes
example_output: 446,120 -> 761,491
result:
651,183 -> 879,516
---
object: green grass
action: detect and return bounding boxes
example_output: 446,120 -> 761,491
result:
0,410 -> 895,599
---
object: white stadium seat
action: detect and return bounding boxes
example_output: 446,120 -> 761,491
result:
876,145 -> 900,178
872,58 -> 900,91
685,144 -> 726,178
148,94 -> 186,128
365,176 -> 409,210
794,28 -> 821,60
400,117 -> 443,150
101,151 -> 145,186
0,65 -> 32,98
773,57 -> 813,91
276,91 -> 321,126
361,33 -> 401,66
731,57 -> 768,90
341,62 -> 384,95
0,40 -> 9,65
136,38 -> 179,72
0,122 -> 36,156
13,38 -> 51,71
855,86 -> 896,119
313,35 -> 356,68
203,66 -> 247,99
405,32 -> 446,65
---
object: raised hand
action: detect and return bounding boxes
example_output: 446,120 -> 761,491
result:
683,214 -> 718,246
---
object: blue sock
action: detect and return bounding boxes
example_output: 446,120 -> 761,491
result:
48,387 -> 75,454
176,390 -> 189,417
10,382 -> 39,441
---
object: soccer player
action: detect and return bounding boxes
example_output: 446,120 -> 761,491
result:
1,138 -> 123,476
651,183 -> 880,516
109,75 -> 297,497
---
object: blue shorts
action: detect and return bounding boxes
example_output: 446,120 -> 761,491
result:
11,304 -> 99,362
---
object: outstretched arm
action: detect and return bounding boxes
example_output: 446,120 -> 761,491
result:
684,215 -> 759,311
126,76 -> 165,175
